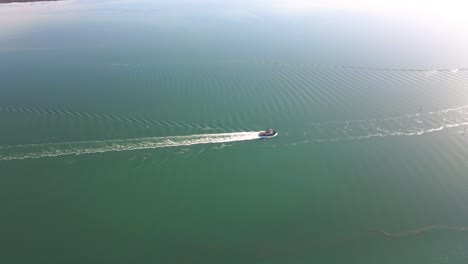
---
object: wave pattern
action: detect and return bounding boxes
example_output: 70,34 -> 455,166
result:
246,60 -> 468,72
3,104 -> 468,153
4,61 -> 468,134
309,225 -> 468,251
251,225 -> 468,254
0,132 -> 259,160
0,105 -> 225,132
216,61 -> 468,124
290,105 -> 468,144
3,61 -> 468,157
372,225 -> 468,238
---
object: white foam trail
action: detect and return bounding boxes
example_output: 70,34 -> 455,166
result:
373,225 -> 468,238
0,132 -> 260,161
288,105 -> 468,146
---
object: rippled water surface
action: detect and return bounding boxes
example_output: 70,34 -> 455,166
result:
1,1 -> 468,263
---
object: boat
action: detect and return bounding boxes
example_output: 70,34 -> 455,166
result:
258,128 -> 278,138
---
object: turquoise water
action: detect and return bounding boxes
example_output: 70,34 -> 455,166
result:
1,1 -> 468,263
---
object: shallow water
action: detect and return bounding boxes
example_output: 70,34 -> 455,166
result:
1,1 -> 468,263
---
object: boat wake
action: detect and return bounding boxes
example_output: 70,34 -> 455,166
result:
288,104 -> 468,145
371,225 -> 468,238
314,225 -> 468,250
0,132 -> 259,161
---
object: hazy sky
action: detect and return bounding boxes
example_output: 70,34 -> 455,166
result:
1,0 -> 467,36
1,0 -> 467,67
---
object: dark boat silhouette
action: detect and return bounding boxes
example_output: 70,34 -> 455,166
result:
258,128 -> 278,138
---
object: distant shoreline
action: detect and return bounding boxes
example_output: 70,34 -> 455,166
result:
0,0 -> 62,3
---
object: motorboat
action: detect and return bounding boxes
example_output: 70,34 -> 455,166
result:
258,128 -> 278,138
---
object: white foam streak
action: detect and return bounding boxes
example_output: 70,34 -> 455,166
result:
289,123 -> 468,146
0,132 -> 260,161
374,225 -> 468,238
291,105 -> 468,145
